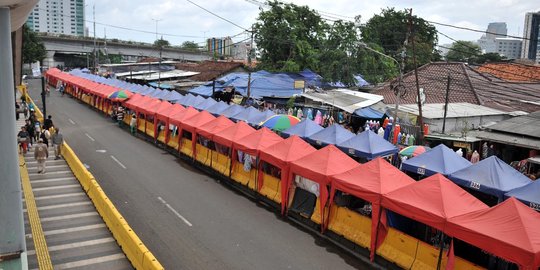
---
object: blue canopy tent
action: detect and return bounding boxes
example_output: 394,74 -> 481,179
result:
306,124 -> 355,147
504,180 -> 540,210
206,101 -> 230,116
337,130 -> 398,159
248,109 -> 275,126
401,144 -> 472,177
194,97 -> 217,111
231,106 -> 260,123
162,91 -> 183,102
179,94 -> 197,107
354,107 -> 385,119
448,156 -> 532,201
191,95 -> 206,108
221,104 -> 245,118
281,119 -> 324,139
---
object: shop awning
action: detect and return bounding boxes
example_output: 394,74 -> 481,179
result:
505,180 -> 540,210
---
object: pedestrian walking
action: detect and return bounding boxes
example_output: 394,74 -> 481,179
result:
44,115 -> 54,131
15,102 -> 20,120
25,119 -> 35,146
130,113 -> 137,135
21,100 -> 28,118
34,120 -> 41,142
34,138 -> 48,174
40,128 -> 50,148
17,126 -> 29,154
52,127 -> 64,160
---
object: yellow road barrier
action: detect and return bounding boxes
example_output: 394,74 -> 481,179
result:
19,154 -> 53,270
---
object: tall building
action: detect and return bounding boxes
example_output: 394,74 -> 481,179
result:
521,11 -> 540,63
495,38 -> 522,59
207,37 -> 233,56
26,0 -> 85,36
486,22 -> 507,39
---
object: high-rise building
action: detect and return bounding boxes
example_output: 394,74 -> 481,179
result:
495,38 -> 522,59
521,11 -> 540,63
26,0 -> 85,36
486,22 -> 507,39
207,37 -> 233,56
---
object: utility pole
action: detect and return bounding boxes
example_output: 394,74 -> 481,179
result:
246,28 -> 254,101
93,5 -> 97,73
442,74 -> 451,134
158,36 -> 163,88
408,9 -> 425,144
151,18 -> 162,42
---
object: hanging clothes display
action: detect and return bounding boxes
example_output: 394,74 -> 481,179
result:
408,134 -> 415,145
243,154 -> 253,172
392,124 -> 401,144
384,123 -> 392,141
382,117 -> 389,128
405,134 -> 410,146
287,108 -> 294,116
338,111 -> 344,124
470,150 -> 480,163
314,110 -> 323,125
297,108 -> 304,119
307,108 -> 314,120
377,127 -> 385,137
292,107 -> 298,117
397,133 -> 402,145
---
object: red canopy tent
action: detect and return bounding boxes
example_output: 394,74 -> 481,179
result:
154,103 -> 182,142
329,158 -> 415,260
139,98 -> 162,116
196,115 -> 235,140
232,127 -> 283,156
180,110 -> 216,155
447,197 -> 540,270
153,101 -> 172,120
288,145 -> 359,230
132,96 -> 155,114
258,135 -> 317,213
213,121 -> 256,148
169,106 -> 199,127
124,93 -> 144,110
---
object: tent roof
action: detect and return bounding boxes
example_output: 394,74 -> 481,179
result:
206,101 -> 230,116
401,144 -> 472,176
169,106 -> 199,127
289,145 -> 359,185
382,174 -> 489,232
505,180 -> 540,207
233,127 -> 284,156
164,104 -> 186,123
306,124 -> 355,147
231,106 -> 260,123
213,121 -> 256,147
133,96 -> 156,112
221,104 -> 245,118
281,119 -> 324,139
447,198 -> 540,269
259,135 -> 317,169
331,158 -> 415,204
123,93 -> 144,110
179,94 -> 196,106
249,110 -> 275,126
195,115 -> 235,139
155,102 -> 174,122
194,97 -> 217,111
448,156 -> 532,199
337,130 -> 398,159
354,106 -> 385,118
140,98 -> 163,115
181,110 -> 216,133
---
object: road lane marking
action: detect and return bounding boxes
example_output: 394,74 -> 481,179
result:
157,197 -> 193,227
68,118 -> 76,125
85,133 -> 95,141
96,149 -> 107,153
110,155 -> 127,169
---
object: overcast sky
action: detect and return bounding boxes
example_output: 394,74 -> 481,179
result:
85,0 -> 538,47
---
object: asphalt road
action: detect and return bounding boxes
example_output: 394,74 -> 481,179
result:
26,78 -> 366,270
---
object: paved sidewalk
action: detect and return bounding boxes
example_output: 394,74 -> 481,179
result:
17,119 -> 133,270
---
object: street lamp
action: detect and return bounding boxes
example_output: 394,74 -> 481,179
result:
151,18 -> 162,42
358,42 -> 405,146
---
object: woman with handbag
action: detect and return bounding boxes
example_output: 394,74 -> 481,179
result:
17,126 -> 29,154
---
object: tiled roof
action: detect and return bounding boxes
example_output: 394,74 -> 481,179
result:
476,63 -> 540,82
374,62 -> 540,113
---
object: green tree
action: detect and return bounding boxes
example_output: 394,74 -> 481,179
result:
253,0 -> 326,72
22,25 -> 46,64
475,52 -> 506,64
154,38 -> 170,47
360,8 -> 439,71
355,43 -> 399,84
180,41 -> 200,51
446,41 -> 481,63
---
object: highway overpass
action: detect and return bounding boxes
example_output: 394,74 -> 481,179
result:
39,34 -> 212,68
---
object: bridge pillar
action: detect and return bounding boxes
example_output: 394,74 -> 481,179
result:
43,50 -> 56,69
0,7 -> 26,259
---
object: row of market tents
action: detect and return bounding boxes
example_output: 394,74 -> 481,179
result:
45,68 -> 540,269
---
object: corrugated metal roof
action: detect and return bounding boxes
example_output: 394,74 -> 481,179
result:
487,111 -> 540,138
472,130 -> 540,150
397,103 -> 507,119
301,89 -> 383,113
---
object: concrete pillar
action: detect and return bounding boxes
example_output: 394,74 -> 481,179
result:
44,50 -> 55,69
0,7 -> 26,257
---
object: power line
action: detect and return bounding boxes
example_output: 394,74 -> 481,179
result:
184,0 -> 250,31
428,20 -> 532,41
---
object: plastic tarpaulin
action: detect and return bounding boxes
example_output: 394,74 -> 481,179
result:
329,158 -> 415,260
448,156 -> 531,201
213,121 -> 256,148
194,97 -> 217,111
447,198 -> 540,269
401,144 -> 472,176
306,124 -> 355,147
259,136 -> 317,213
354,106 -> 385,118
336,130 -> 398,159
288,145 -> 359,231
382,174 -> 488,233
505,180 -> 540,210
281,119 -> 324,139
206,101 -> 230,116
